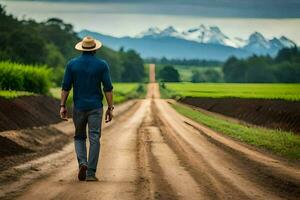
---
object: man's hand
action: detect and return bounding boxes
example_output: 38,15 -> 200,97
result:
60,90 -> 70,121
60,107 -> 68,121
105,109 -> 113,123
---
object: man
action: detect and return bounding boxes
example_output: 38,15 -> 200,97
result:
60,36 -> 114,181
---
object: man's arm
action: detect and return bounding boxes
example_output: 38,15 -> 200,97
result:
60,90 -> 70,120
60,62 -> 72,120
104,91 -> 113,108
104,91 -> 113,123
102,61 -> 114,123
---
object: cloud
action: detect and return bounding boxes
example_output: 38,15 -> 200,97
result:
23,0 -> 300,18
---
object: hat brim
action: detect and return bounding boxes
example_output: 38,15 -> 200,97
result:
75,40 -> 102,51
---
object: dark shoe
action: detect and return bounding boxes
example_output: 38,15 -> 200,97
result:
78,164 -> 87,181
86,175 -> 99,181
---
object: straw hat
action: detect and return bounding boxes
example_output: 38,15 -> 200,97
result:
75,36 -> 102,51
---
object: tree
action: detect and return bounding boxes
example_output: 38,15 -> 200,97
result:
45,43 -> 65,68
223,57 -> 248,83
222,47 -> 300,83
40,18 -> 78,60
120,49 -> 145,82
245,56 -> 276,83
191,69 -> 222,82
191,70 -> 206,82
0,5 -> 146,85
274,62 -> 300,83
276,47 -> 298,63
98,46 -> 123,82
203,69 -> 222,82
158,65 -> 180,82
144,57 -> 222,66
8,29 -> 48,64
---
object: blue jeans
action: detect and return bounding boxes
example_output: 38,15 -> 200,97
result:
73,108 -> 103,177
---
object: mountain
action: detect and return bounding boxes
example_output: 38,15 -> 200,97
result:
79,30 -> 249,61
243,32 -> 296,55
243,32 -> 272,54
137,26 -> 182,38
78,25 -> 296,61
181,25 -> 241,48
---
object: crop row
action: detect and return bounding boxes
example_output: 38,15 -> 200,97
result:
0,61 -> 51,94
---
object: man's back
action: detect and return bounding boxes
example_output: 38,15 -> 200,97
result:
60,36 -> 114,181
62,51 -> 113,111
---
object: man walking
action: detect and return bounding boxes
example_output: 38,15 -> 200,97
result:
60,36 -> 114,181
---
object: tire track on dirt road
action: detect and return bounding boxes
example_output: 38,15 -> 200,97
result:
153,95 -> 300,199
3,83 -> 300,200
137,100 -> 203,200
0,100 -> 138,200
14,100 -> 146,200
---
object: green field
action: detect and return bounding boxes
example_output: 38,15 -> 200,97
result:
50,83 -> 146,105
112,83 -> 146,103
172,102 -> 300,159
162,83 -> 300,101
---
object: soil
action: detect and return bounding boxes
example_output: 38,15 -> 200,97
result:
0,84 -> 299,200
180,97 -> 300,134
0,95 -> 64,132
0,126 -> 71,172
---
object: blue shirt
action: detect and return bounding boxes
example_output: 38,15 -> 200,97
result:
62,52 -> 113,111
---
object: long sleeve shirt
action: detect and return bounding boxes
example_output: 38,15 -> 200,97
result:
62,52 -> 113,111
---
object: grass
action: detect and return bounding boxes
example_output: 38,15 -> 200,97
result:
50,83 -> 146,106
113,83 -> 146,104
172,102 -> 300,159
0,90 -> 34,99
50,87 -> 74,107
162,83 -> 300,101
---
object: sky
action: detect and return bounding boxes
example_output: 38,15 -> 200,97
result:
1,0 -> 300,44
10,0 -> 300,18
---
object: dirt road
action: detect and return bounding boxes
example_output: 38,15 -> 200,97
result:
1,83 -> 300,200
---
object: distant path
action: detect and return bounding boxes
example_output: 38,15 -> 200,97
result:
3,88 -> 300,198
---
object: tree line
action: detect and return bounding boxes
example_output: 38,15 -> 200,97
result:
157,47 -> 300,83
0,5 -> 145,86
146,57 -> 222,67
157,65 -> 223,83
223,47 -> 300,83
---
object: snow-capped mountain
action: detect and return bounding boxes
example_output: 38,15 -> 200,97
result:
232,37 -> 248,48
243,32 -> 296,55
243,32 -> 272,54
181,25 -> 239,48
271,36 -> 296,49
79,26 -> 297,60
137,25 -> 296,53
137,26 -> 182,38
137,27 -> 161,37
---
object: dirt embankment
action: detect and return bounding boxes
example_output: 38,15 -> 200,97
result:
0,95 -> 64,132
0,125 -> 71,172
180,97 -> 300,134
0,95 -> 70,171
